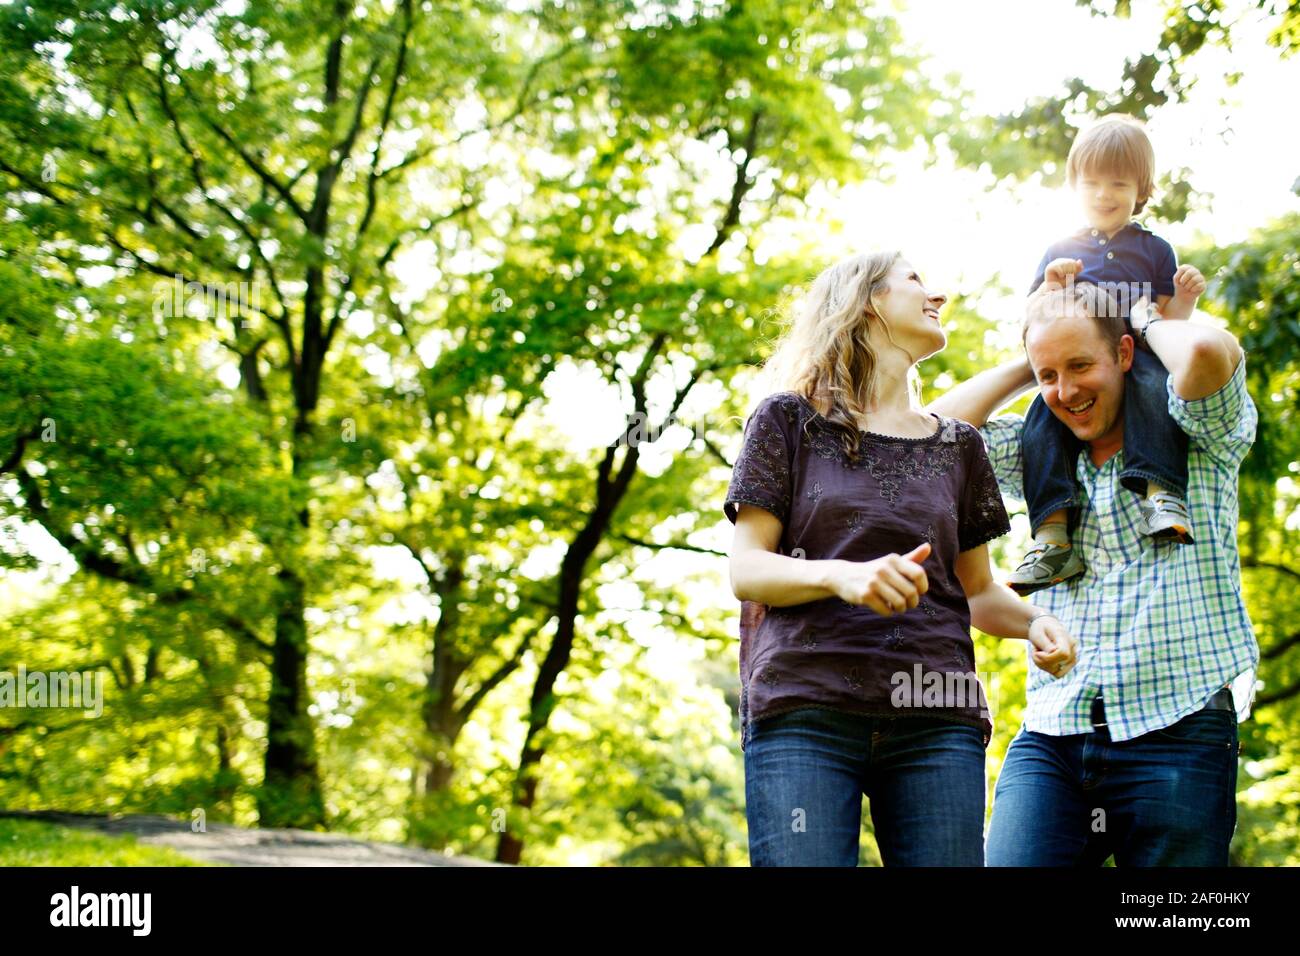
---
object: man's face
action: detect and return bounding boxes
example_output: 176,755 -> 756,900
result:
1025,306 -> 1134,446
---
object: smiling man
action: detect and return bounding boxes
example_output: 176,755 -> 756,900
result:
927,280 -> 1259,866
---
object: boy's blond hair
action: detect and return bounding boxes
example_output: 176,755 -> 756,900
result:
1066,114 -> 1157,214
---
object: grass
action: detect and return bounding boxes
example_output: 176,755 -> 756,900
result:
0,818 -> 213,866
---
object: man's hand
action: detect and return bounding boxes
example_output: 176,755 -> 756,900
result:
1028,615 -> 1078,679
1042,257 -> 1084,290
1160,264 -> 1206,321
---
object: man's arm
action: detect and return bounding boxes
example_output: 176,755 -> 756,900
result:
1138,309 -> 1243,402
925,354 -> 1037,428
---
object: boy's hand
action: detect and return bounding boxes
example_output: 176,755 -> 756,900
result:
1159,264 -> 1205,321
1171,263 -> 1206,300
1042,257 -> 1084,289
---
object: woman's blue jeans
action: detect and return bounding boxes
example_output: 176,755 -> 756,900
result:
743,707 -> 987,866
1022,344 -> 1190,533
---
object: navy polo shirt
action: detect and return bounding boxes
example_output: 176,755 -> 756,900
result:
1028,220 -> 1178,319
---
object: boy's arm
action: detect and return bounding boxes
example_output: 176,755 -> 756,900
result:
925,355 -> 1038,428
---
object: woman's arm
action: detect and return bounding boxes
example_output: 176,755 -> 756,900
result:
730,504 -> 932,617
954,543 -> 1077,676
729,503 -> 843,606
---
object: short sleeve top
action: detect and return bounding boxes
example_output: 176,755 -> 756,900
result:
724,392 -> 1010,749
1027,220 -> 1179,320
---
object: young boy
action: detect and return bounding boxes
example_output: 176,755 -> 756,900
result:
1007,114 -> 1208,595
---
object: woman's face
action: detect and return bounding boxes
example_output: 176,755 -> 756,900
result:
871,259 -> 948,362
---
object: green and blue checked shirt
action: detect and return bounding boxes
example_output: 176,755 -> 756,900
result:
979,354 -> 1259,741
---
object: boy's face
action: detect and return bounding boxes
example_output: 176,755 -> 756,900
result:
1075,166 -> 1141,235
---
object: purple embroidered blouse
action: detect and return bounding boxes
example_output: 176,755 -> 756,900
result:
723,391 -> 1011,749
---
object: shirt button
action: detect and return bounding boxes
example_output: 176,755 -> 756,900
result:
1099,238 -> 1107,245
1091,229 -> 1099,236
1106,251 -> 1115,259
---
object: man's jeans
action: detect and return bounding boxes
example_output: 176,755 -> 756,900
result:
985,709 -> 1239,866
744,708 -> 986,866
1022,345 -> 1190,533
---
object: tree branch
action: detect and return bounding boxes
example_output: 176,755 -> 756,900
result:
615,533 -> 725,557
1242,557 -> 1300,584
14,466 -> 273,656
162,47 -> 310,225
456,630 -> 533,723
1256,678 -> 1300,708
1262,628 -> 1300,662
704,109 -> 763,257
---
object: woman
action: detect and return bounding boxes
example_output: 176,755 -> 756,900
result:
725,251 -> 1078,867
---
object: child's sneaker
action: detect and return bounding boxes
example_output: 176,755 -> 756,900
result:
1139,491 -> 1195,544
1006,542 -> 1086,595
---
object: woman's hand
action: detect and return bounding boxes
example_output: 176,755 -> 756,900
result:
831,542 -> 931,617
1028,614 -> 1077,679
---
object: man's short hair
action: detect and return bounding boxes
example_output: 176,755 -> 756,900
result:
1023,282 -> 1127,353
1066,114 -> 1157,214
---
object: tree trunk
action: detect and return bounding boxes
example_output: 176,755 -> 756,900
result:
258,566 -> 326,828
406,554 -> 469,841
255,247 -> 329,827
494,339 -> 686,864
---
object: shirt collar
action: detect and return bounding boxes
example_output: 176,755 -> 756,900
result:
1074,220 -> 1148,241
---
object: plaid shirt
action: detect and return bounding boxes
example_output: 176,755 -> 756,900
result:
979,354 -> 1259,741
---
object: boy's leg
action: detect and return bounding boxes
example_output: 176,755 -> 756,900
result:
1008,395 -> 1086,594
1022,393 -> 1083,533
1120,347 -> 1194,541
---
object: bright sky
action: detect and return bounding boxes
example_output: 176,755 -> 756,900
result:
549,0 -> 1300,463
817,0 -> 1300,316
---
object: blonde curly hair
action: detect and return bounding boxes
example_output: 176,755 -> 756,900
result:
761,250 -> 922,463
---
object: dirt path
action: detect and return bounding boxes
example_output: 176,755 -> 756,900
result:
2,810 -> 502,867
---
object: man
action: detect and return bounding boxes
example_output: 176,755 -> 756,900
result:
927,280 -> 1258,866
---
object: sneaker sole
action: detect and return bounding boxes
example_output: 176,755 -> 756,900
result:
1149,524 -> 1195,544
1006,570 -> 1083,595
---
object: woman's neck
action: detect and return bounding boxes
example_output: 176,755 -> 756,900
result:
855,359 -> 926,426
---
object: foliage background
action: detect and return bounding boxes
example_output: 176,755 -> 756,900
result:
1,0 -> 1297,865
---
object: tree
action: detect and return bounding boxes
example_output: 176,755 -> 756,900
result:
0,0 -> 538,826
